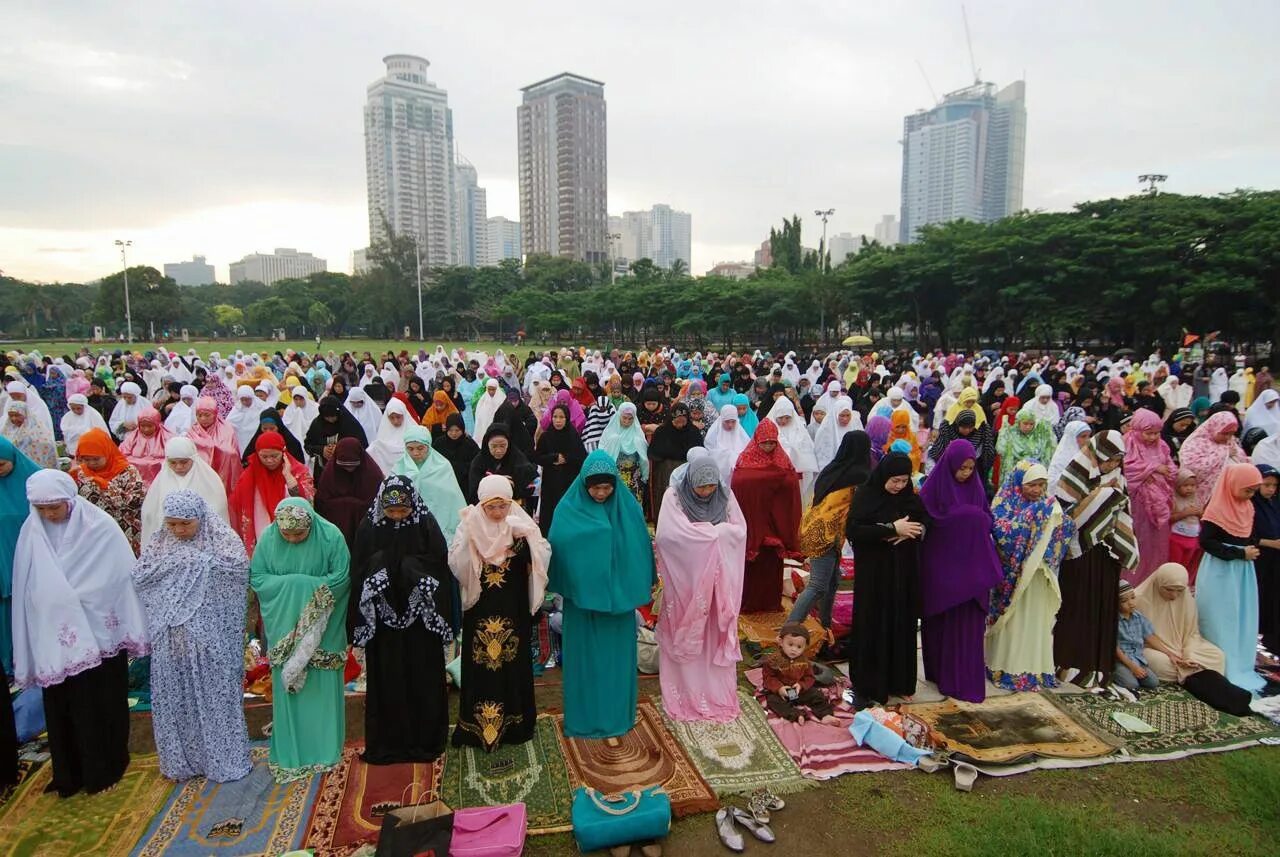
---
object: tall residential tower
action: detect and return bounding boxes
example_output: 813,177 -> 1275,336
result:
364,54 -> 457,265
898,80 -> 1026,243
517,73 -> 608,264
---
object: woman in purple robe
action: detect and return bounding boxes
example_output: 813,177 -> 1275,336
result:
918,439 -> 1003,702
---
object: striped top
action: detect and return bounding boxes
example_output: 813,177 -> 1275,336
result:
1054,430 -> 1139,569
582,396 -> 616,452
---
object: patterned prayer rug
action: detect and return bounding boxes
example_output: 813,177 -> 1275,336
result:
0,754 -> 172,857
0,757 -> 40,808
742,668 -> 910,779
1053,685 -> 1280,756
130,745 -> 320,856
557,698 -> 719,818
439,713 -> 574,835
655,690 -> 810,797
901,692 -> 1121,764
737,610 -> 826,658
303,746 -> 444,857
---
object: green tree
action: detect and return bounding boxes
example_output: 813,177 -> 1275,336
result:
210,304 -> 244,329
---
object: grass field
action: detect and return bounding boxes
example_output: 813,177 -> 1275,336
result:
4,339 -> 550,358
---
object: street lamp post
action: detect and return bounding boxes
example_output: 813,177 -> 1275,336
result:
414,236 -> 424,342
814,208 -> 835,345
605,232 -> 622,285
114,239 -> 133,342
1138,174 -> 1168,196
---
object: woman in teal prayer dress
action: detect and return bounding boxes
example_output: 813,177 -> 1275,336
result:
250,497 -> 351,782
548,450 -> 656,738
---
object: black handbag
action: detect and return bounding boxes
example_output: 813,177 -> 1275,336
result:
1182,669 -> 1252,716
374,788 -> 454,857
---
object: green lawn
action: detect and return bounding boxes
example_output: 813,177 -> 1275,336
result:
523,746 -> 1280,856
5,339 -> 556,358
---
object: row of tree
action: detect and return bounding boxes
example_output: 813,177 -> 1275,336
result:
1,190 -> 1277,353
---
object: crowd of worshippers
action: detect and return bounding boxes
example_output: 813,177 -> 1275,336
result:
0,342 -> 1277,798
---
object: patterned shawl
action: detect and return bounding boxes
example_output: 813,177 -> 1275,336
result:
1055,430 -> 1138,567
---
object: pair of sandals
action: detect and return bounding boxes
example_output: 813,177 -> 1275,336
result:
715,789 -> 785,852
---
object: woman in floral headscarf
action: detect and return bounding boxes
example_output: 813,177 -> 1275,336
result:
1178,412 -> 1249,509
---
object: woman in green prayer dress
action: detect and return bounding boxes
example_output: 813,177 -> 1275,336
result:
548,450 -> 656,738
250,497 -> 351,782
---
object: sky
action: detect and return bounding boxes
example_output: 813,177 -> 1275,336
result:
2,0 -> 1277,284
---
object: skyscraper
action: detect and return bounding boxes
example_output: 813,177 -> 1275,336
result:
163,255 -> 215,286
873,214 -> 900,247
453,158 -> 487,267
484,217 -> 522,266
612,204 -> 692,270
517,73 -> 607,264
364,54 -> 457,266
898,80 -> 1026,243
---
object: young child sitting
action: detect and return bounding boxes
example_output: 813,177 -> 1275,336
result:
1168,469 -> 1205,585
1115,580 -> 1197,692
761,624 -> 840,725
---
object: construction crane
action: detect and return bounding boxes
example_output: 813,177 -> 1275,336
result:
961,4 -> 982,85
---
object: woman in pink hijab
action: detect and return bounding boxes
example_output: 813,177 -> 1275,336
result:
119,404 -> 173,487
186,397 -> 242,494
538,388 -> 586,434
65,368 -> 91,398
1123,408 -> 1176,585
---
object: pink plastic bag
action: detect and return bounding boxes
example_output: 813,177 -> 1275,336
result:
450,803 -> 527,857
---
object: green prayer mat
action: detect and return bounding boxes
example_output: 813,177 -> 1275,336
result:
655,690 -> 810,797
439,713 -> 574,835
0,754 -> 173,856
1052,685 -> 1280,756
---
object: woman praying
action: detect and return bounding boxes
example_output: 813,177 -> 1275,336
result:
1124,408 -> 1176,585
140,436 -> 230,545
598,401 -> 649,508
188,397 -> 243,494
314,436 -> 384,550
69,427 -> 146,555
532,403 -> 587,535
448,475 -> 550,751
549,451 -> 656,737
646,402 -> 703,521
251,499 -> 351,781
431,413 -> 479,494
350,476 -> 456,762
229,432 -> 315,556
731,420 -> 802,613
467,423 -> 537,508
391,426 -> 467,546
119,404 -> 173,488
655,455 -> 747,722
133,490 -> 251,782
11,470 -> 149,797
1133,562 -> 1226,684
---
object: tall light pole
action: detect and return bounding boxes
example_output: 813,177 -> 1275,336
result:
114,239 -> 133,342
414,235 -> 424,341
814,209 -> 834,345
605,232 -> 622,285
1138,174 -> 1167,196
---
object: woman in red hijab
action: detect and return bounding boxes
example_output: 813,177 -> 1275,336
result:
731,420 -> 802,613
228,432 -> 314,556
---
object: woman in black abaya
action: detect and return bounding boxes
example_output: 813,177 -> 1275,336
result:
350,475 -> 455,762
845,452 -> 929,706
646,402 -> 703,521
432,413 -> 479,494
532,403 -> 587,535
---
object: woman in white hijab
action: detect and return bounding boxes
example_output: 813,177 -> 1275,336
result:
1244,388 -> 1280,437
226,385 -> 267,455
282,386 -> 320,452
1157,375 -> 1192,416
11,469 -> 149,797
163,384 -> 199,436
4,379 -> 55,439
367,398 -> 411,473
358,364 -> 378,388
1027,384 -> 1061,426
1046,420 -> 1093,493
704,403 -> 752,482
812,381 -> 842,420
472,378 -> 504,441
766,398 -> 819,506
254,379 -> 280,410
379,361 -> 400,390
140,436 -> 230,544
1209,367 -> 1229,402
343,386 -> 383,444
109,381 -> 145,440
60,393 -> 109,456
142,360 -> 167,397
814,395 -> 859,470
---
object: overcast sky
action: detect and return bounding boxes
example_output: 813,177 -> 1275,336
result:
2,0 -> 1277,283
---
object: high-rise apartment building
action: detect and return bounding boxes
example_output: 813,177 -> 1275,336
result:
484,217 -> 522,266
873,214 -> 900,247
898,80 -> 1026,243
827,233 -> 867,265
163,255 -> 215,286
228,249 -> 326,285
364,54 -> 457,265
517,73 -> 608,264
453,159 -> 487,267
611,204 -> 692,270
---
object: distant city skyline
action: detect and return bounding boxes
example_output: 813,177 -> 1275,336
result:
2,2 -> 1277,282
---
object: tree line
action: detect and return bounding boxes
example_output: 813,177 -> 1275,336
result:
1,190 -> 1276,354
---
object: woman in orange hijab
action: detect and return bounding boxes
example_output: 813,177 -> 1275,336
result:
68,427 -> 146,555
420,389 -> 459,440
884,409 -> 922,474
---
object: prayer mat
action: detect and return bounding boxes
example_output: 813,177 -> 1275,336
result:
130,745 -> 320,856
737,610 -> 826,658
656,690 -> 810,797
0,757 -> 40,808
901,692 -> 1121,764
0,754 -> 172,857
743,668 -> 910,779
1053,685 -> 1280,757
303,746 -> 444,857
439,713 -> 574,835
557,698 -> 719,818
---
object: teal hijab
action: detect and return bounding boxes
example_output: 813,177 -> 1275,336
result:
548,450 -> 655,614
732,393 -> 759,436
252,497 -> 350,580
391,426 -> 466,541
0,436 -> 41,673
